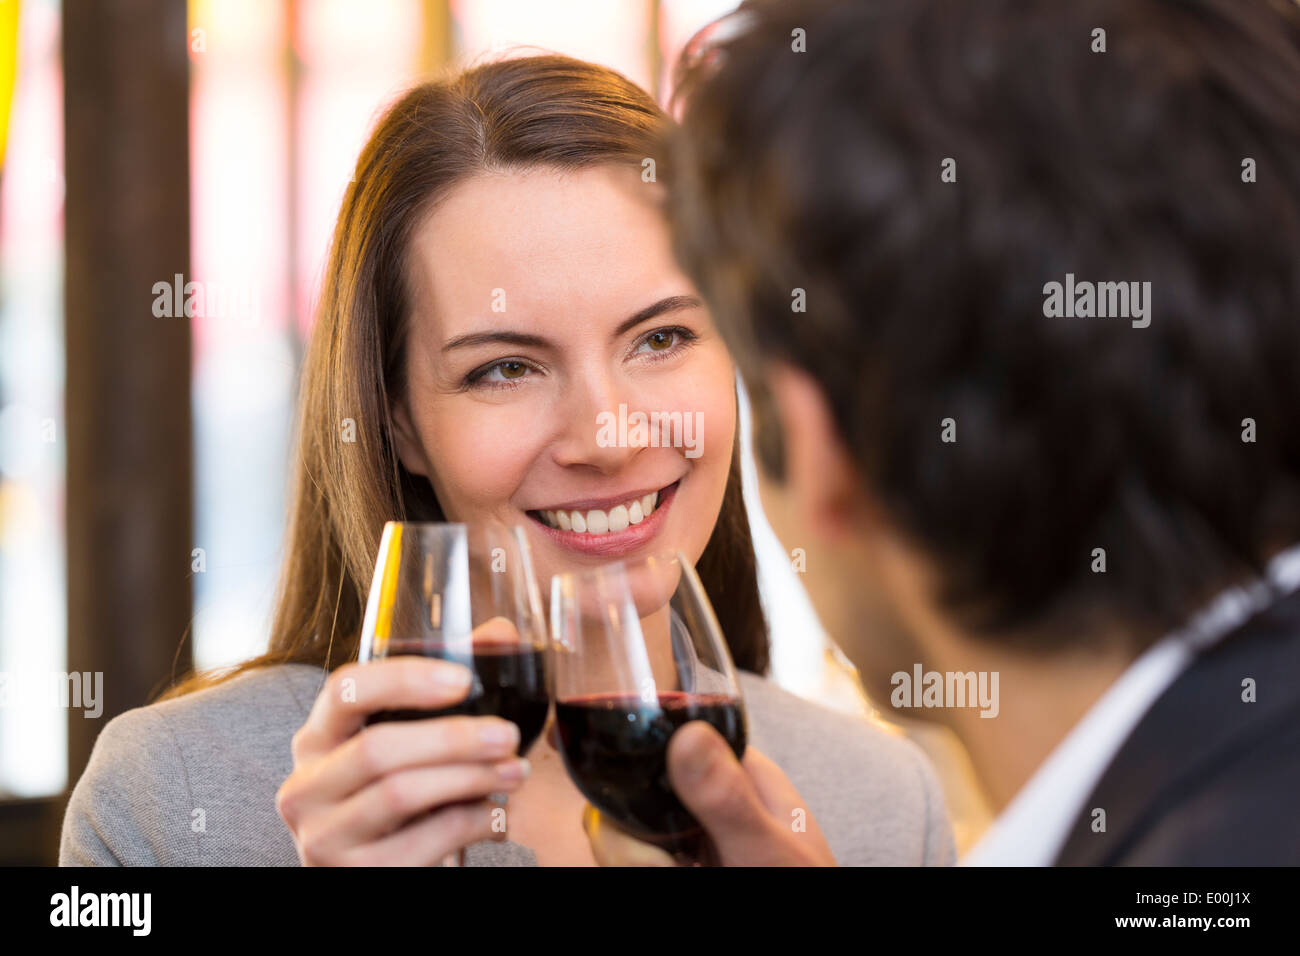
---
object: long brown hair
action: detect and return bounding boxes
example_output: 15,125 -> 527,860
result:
161,55 -> 768,701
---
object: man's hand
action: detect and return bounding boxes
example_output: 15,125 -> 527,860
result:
583,721 -> 838,866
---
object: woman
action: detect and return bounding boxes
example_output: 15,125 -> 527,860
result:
59,55 -> 954,866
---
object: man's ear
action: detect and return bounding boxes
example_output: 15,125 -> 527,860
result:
389,397 -> 430,478
765,360 -> 873,543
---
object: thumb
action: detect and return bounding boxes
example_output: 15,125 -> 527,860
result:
666,722 -> 774,849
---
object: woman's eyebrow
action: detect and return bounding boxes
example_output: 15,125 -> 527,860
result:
440,295 -> 703,353
611,294 -> 703,338
442,330 -> 549,352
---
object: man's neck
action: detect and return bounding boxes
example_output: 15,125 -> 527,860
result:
932,641 -> 1136,812
866,532 -> 1142,812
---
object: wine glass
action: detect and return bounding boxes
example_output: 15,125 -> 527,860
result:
358,521 -> 550,864
550,550 -> 747,863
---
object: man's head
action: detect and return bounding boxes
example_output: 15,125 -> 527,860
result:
668,0 -> 1300,693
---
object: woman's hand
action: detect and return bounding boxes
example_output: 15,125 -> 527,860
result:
583,722 -> 838,866
276,648 -> 528,866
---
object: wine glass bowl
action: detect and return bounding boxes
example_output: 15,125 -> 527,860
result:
550,551 -> 747,859
358,521 -> 550,755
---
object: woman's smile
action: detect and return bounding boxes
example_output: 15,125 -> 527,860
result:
524,479 -> 681,558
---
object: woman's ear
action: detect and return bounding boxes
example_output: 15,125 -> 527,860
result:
389,398 -> 430,478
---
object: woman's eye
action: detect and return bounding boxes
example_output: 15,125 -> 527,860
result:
645,329 -> 676,351
635,326 -> 695,358
466,359 -> 535,388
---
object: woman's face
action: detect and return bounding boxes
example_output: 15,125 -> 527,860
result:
391,164 -> 737,586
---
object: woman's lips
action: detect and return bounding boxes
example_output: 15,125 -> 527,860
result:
526,481 -> 679,558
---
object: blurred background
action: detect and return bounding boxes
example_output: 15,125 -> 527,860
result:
0,0 -> 990,863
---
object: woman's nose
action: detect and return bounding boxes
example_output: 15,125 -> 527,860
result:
549,375 -> 641,473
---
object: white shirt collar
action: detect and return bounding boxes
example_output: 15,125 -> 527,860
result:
960,542 -> 1300,866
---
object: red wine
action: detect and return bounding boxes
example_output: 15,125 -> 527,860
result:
556,692 -> 746,851
365,641 -> 549,755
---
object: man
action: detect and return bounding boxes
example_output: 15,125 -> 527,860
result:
586,0 -> 1300,865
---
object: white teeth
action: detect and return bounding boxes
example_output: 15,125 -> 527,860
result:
540,488 -> 665,535
607,505 -> 629,532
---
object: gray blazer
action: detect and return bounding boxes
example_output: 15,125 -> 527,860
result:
59,663 -> 955,866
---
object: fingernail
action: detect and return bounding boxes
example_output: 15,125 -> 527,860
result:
496,758 -> 531,782
435,663 -> 472,687
480,720 -> 520,747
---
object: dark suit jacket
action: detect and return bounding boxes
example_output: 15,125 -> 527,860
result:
1054,586 -> 1300,865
